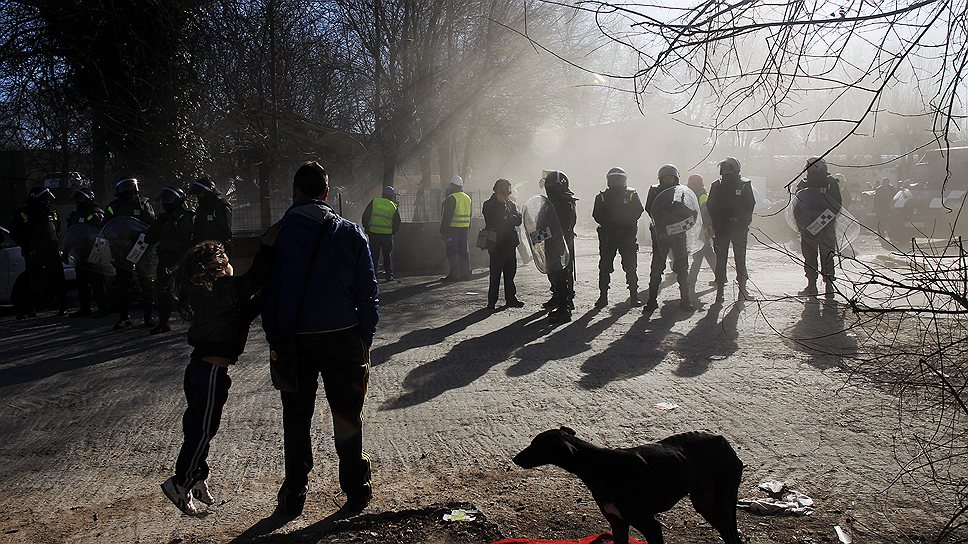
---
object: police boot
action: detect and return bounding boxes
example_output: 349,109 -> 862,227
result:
595,292 -> 608,308
679,284 -> 694,311
798,280 -> 818,297
629,288 -> 641,306
738,280 -> 756,302
715,283 -> 725,304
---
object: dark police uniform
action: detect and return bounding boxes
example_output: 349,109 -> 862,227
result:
10,198 -> 64,316
546,180 -> 577,323
706,173 -> 755,300
795,173 -> 842,287
193,192 -> 233,253
482,193 -> 523,307
67,201 -> 107,314
146,204 -> 195,330
593,186 -> 644,303
105,195 -> 157,326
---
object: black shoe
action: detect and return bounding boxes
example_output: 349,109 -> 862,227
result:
644,300 -> 658,313
594,294 -> 608,308
486,303 -> 497,311
150,323 -> 172,335
16,314 -> 27,320
57,309 -> 67,317
679,299 -> 695,311
629,293 -> 641,306
542,297 -> 556,309
70,308 -> 93,318
114,318 -> 132,330
506,299 -> 525,308
440,275 -> 458,283
548,309 -> 572,324
276,481 -> 308,518
342,489 -> 372,514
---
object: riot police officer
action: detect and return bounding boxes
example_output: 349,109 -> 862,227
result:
544,170 -> 577,324
189,177 -> 233,253
10,187 -> 65,318
145,186 -> 195,334
644,165 -> 698,311
67,188 -> 107,316
592,167 -> 644,307
706,157 -> 756,303
105,177 -> 156,329
794,157 -> 842,297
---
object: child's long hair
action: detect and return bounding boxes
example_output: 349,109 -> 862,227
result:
171,241 -> 229,320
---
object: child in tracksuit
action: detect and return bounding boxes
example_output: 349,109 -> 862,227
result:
160,227 -> 277,515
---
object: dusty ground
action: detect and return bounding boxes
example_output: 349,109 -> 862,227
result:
0,232 -> 954,543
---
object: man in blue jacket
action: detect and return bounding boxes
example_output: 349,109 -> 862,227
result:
261,161 -> 379,517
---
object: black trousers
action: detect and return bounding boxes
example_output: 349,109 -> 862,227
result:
155,262 -> 175,325
115,267 -> 153,321
548,234 -> 575,310
801,230 -> 837,283
19,253 -> 65,314
488,243 -> 517,305
281,327 -> 371,498
175,359 -> 232,488
713,225 -> 749,285
368,234 -> 393,278
76,265 -> 107,312
598,229 -> 637,293
648,232 -> 688,301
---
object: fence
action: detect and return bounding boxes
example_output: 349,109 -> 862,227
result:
395,189 -> 487,223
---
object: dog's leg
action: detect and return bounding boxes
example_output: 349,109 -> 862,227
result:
605,514 -> 630,544
633,517 -> 664,544
691,485 -> 742,544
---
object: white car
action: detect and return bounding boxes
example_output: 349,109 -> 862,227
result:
0,226 -> 75,306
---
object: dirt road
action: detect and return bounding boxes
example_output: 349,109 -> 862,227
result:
0,233 -> 947,543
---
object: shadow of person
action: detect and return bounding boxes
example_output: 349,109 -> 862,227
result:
370,308 -> 492,366
578,302 -> 687,389
786,297 -> 858,370
229,506 -> 355,543
673,301 -> 743,377
377,279 -> 449,306
381,310 -> 550,409
507,304 -> 633,377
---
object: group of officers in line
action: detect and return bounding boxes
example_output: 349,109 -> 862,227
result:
9,177 -> 232,333
10,154 -> 844,329
365,155 -> 844,325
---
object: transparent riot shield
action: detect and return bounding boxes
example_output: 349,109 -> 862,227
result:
98,216 -> 156,279
61,223 -> 115,275
649,185 -> 703,259
523,195 -> 569,274
786,186 -> 860,249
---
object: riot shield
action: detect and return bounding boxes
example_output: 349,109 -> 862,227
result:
649,185 -> 703,259
523,195 -> 569,274
60,223 -> 115,275
786,186 -> 860,249
97,216 -> 156,277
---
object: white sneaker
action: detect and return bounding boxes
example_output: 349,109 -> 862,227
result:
161,476 -> 199,515
192,480 -> 215,506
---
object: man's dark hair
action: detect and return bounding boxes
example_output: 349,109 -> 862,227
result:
293,161 -> 328,198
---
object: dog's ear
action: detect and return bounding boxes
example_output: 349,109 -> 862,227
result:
560,426 -> 576,436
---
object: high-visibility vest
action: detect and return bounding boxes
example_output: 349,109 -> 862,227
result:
368,197 -> 397,235
449,191 -> 472,228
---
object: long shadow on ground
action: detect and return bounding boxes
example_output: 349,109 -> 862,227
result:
673,301 -> 743,377
370,308 -> 492,366
578,302 -> 691,389
786,298 -> 859,370
381,310 -> 551,409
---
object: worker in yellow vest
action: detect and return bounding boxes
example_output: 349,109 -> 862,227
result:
362,185 -> 402,282
440,175 -> 472,281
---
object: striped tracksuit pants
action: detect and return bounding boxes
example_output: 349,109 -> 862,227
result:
175,359 -> 232,488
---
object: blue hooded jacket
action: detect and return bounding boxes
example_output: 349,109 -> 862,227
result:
261,200 -> 379,343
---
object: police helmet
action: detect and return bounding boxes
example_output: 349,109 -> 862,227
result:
806,156 -> 828,174
72,188 -> 96,204
160,186 -> 187,206
657,164 -> 680,180
115,177 -> 140,195
28,186 -> 54,203
606,167 -> 628,188
718,157 -> 742,174
190,176 -> 216,194
543,170 -> 569,191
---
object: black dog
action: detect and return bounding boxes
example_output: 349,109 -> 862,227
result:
513,427 -> 743,544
